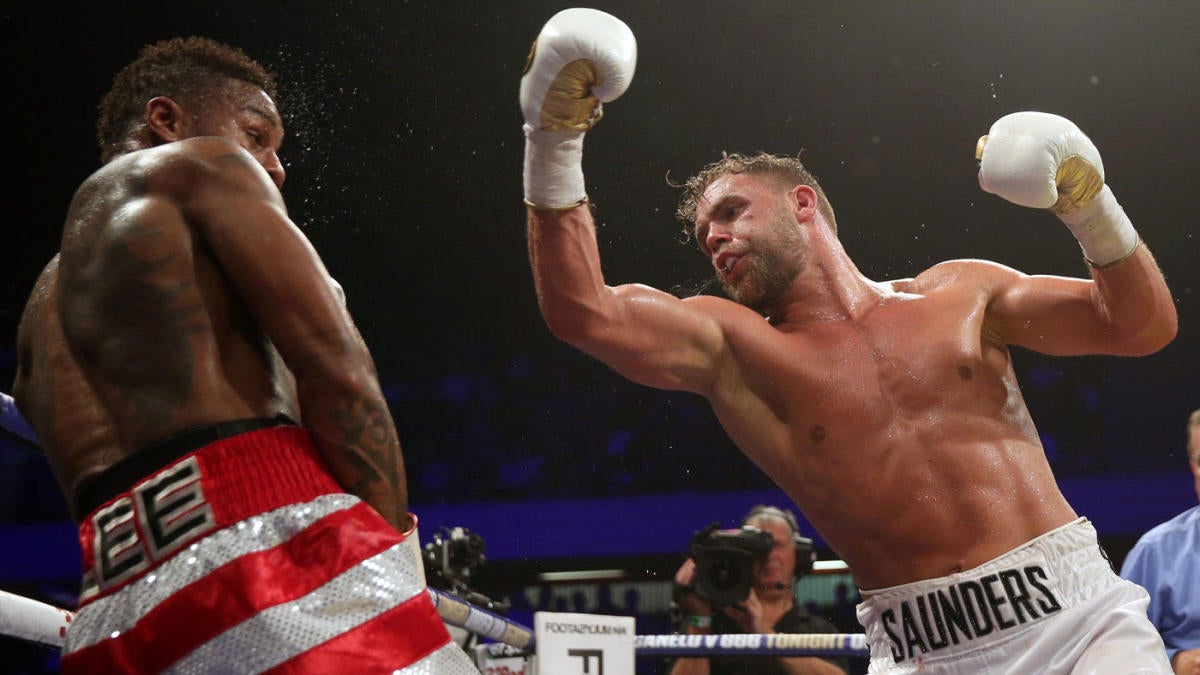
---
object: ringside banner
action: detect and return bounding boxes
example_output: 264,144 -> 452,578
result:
534,611 -> 635,674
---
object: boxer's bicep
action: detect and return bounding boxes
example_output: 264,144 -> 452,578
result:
577,284 -> 729,394
987,271 -> 1116,356
528,204 -> 730,394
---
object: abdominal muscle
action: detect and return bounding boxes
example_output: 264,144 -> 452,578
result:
708,315 -> 1079,591
729,392 -> 1077,590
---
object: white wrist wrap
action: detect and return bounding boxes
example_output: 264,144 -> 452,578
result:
401,513 -> 427,587
523,124 -> 587,209
1057,185 -> 1139,267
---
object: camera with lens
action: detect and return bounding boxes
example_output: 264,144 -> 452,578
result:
422,526 -> 510,615
686,522 -> 776,608
423,526 -> 487,589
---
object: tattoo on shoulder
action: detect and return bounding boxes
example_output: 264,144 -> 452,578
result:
63,218 -> 207,437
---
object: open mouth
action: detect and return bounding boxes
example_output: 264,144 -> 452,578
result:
716,253 -> 743,279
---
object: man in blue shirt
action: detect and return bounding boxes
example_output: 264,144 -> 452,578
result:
1122,408 -> 1200,673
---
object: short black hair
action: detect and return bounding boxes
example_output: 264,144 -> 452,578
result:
96,37 -> 278,162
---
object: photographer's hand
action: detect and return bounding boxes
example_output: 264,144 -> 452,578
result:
670,560 -> 713,673
673,558 -> 713,626
725,591 -> 849,674
723,590 -> 769,634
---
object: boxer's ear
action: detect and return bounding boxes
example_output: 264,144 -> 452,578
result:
788,184 -> 818,224
145,96 -> 191,145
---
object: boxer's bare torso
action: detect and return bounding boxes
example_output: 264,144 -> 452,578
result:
685,265 -> 1076,590
17,75 -> 414,534
14,139 -> 298,521
529,170 -> 1174,591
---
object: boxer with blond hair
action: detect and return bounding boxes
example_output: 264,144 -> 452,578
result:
521,8 -> 1176,673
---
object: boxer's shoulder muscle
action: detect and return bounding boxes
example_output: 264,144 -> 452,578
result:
680,292 -> 762,323
75,138 -> 277,214
909,258 -> 1020,292
680,292 -> 774,361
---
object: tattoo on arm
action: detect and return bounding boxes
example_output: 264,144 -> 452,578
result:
329,394 -> 404,510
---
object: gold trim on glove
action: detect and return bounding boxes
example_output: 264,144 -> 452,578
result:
540,59 -> 605,132
523,197 -> 590,211
1053,155 -> 1105,215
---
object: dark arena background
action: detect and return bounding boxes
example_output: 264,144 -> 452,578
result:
2,2 -> 1197,672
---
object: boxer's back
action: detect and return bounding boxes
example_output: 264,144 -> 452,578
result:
16,141 -> 296,519
14,256 -> 119,521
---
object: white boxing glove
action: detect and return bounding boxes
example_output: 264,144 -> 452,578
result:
520,8 -> 637,209
977,111 -> 1139,267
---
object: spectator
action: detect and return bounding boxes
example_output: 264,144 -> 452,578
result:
1121,408 -> 1200,673
670,505 -> 848,674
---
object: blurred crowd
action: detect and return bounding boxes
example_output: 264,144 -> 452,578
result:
0,336 -> 1172,522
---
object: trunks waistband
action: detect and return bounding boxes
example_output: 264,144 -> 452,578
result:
77,424 -> 343,603
856,518 -> 1117,665
76,414 -> 297,517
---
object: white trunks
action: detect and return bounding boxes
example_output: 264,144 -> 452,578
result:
856,518 -> 1170,674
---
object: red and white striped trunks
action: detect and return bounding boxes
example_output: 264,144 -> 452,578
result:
61,423 -> 478,674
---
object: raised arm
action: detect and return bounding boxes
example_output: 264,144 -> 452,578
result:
522,9 -> 728,394
528,208 -> 728,393
976,112 -> 1177,356
178,139 -> 410,531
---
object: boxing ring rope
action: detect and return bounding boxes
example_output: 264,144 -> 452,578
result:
1,585 -> 868,660
427,587 -> 536,650
0,586 -> 537,652
0,392 -> 39,447
429,589 -> 870,658
0,589 -> 74,649
3,394 -> 869,661
0,585 -> 539,653
634,632 -> 868,658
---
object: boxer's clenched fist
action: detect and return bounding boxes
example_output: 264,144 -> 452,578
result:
520,8 -> 637,209
977,111 -> 1138,267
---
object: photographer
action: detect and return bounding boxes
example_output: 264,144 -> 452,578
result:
670,506 -> 848,675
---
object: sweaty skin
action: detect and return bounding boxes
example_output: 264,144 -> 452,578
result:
14,256 -> 122,520
14,80 -> 408,529
528,171 -> 1176,591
